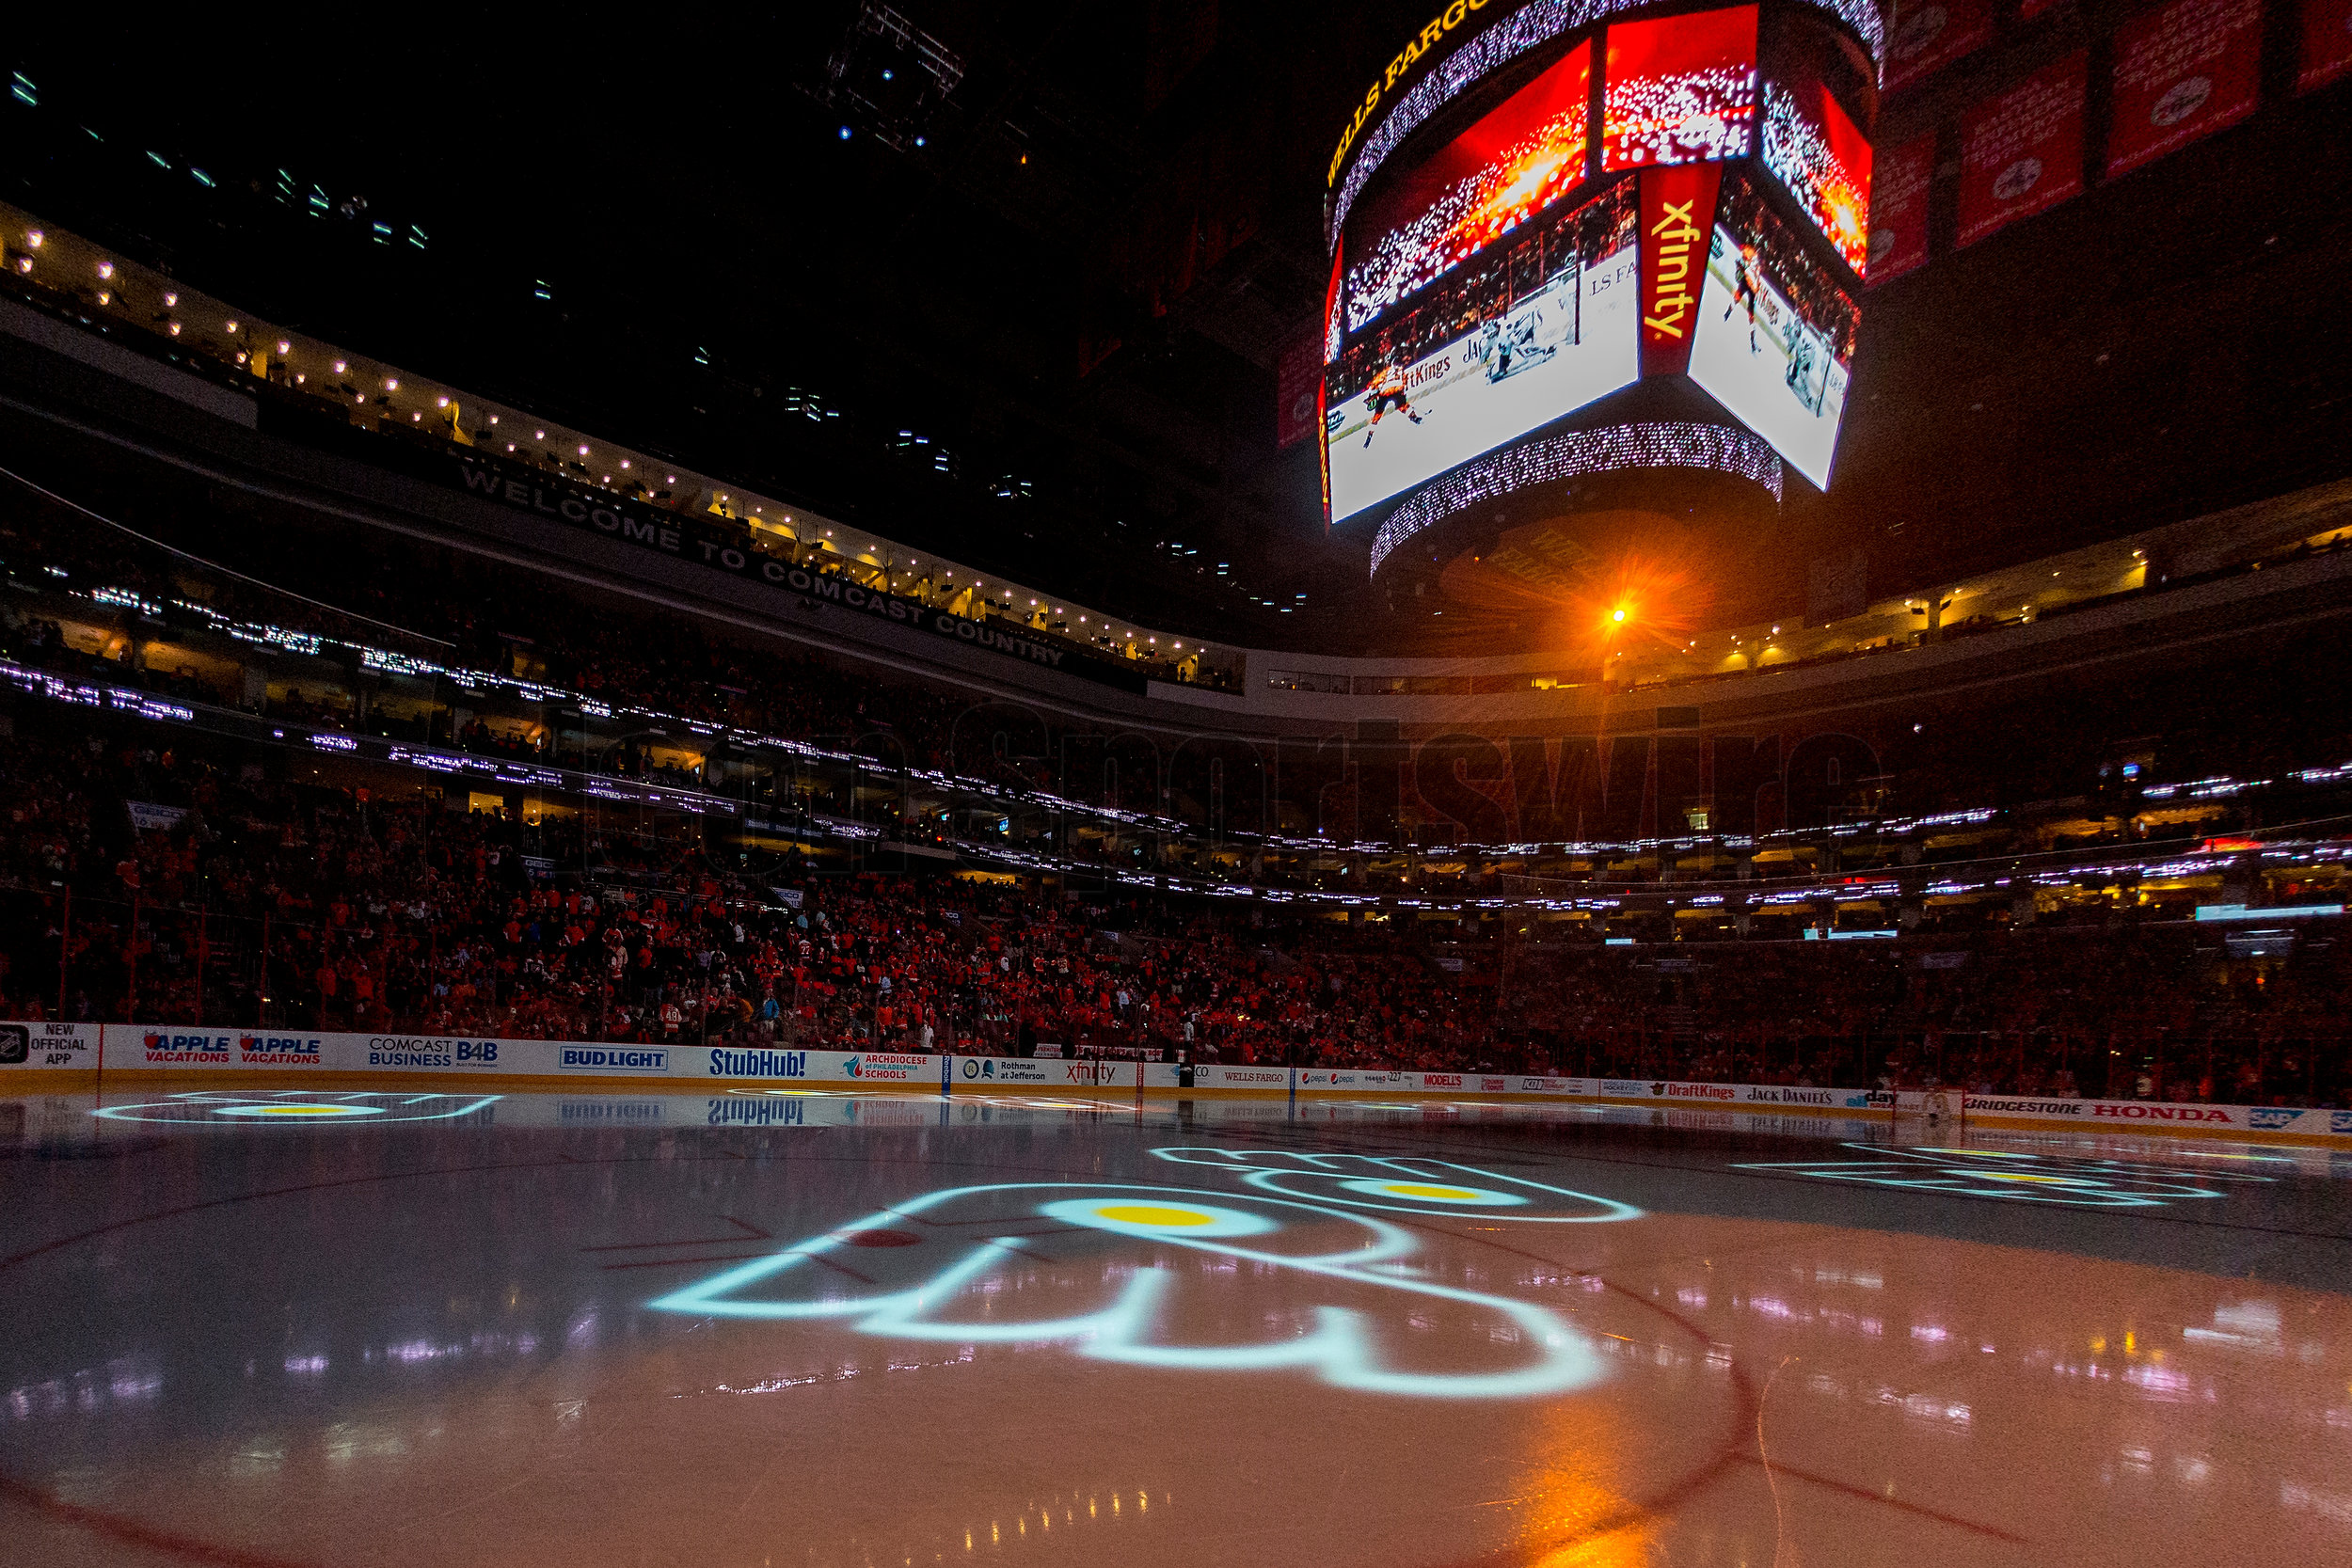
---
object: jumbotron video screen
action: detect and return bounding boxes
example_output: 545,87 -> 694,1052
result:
1343,41 -> 1593,337
1325,182 -> 1640,524
1688,172 -> 1859,488
1759,49 -> 1873,274
1601,5 -> 1760,171
1323,0 -> 1871,522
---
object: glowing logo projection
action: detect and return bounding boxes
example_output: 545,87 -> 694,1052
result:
649,1152 -> 1641,1400
1734,1145 -> 2276,1207
93,1091 -> 502,1125
1151,1148 -> 1643,1221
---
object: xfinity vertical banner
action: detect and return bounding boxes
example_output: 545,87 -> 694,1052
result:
2106,0 -> 2263,181
1865,133 -> 1935,285
1957,54 -> 2087,248
1884,0 -> 1994,93
1638,162 -> 1724,379
2301,0 -> 2352,92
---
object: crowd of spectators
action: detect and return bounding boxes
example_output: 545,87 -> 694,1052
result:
1490,932 -> 2351,1105
0,713 -> 2344,1108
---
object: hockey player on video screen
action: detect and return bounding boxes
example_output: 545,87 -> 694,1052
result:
1784,324 -> 1820,412
1482,305 -> 1558,384
1724,243 -> 1763,353
1361,358 -> 1426,448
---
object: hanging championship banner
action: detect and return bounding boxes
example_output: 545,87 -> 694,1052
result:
1865,133 -> 1937,284
1957,53 -> 2087,247
2299,0 -> 2352,93
1885,0 -> 1994,93
2106,0 -> 2263,181
1277,331 -> 1322,451
1638,162 -> 1724,379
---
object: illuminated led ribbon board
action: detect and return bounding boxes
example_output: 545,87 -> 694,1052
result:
1367,420 -> 1780,576
650,1152 -> 1643,1400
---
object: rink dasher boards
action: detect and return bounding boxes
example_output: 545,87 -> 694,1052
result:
3,1022 -> 2347,1147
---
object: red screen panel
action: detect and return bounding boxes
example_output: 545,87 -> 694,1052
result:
1343,41 -> 1592,335
2297,0 -> 2352,93
1322,236 -> 1344,365
1760,62 -> 1874,273
1601,6 -> 1759,172
2106,0 -> 2262,181
1957,53 -> 2086,248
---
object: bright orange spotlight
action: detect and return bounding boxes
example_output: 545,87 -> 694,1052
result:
1611,608 -> 1628,623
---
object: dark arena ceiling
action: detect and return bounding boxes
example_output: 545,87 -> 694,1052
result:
3,1 -> 2347,659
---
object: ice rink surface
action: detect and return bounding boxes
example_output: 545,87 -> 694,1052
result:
3,1089 -> 2348,1567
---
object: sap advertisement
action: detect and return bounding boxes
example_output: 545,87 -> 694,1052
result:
1689,175 -> 1859,490
1343,40 -> 1592,337
1326,183 -> 1639,524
